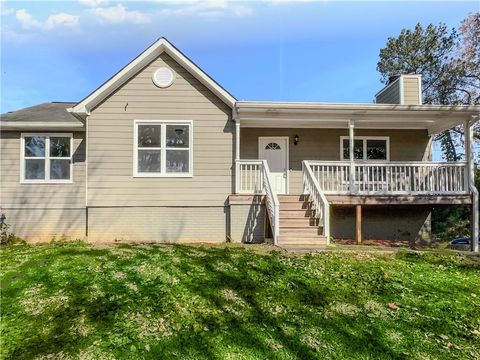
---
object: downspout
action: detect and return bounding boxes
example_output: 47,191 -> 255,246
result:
233,107 -> 240,193
68,107 -> 89,239
466,116 -> 479,252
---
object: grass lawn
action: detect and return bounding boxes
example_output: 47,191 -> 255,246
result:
1,243 -> 479,359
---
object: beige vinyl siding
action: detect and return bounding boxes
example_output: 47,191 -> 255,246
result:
403,76 -> 421,105
241,128 -> 430,194
376,80 -> 401,104
229,196 -> 265,243
87,52 -> 234,207
0,208 -> 86,242
0,131 -> 86,208
88,207 -> 226,242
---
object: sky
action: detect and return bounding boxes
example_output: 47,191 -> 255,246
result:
1,0 -> 478,114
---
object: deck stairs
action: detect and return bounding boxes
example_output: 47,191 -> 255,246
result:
277,195 -> 327,246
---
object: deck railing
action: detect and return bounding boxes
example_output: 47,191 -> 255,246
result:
235,160 -> 280,243
302,161 -> 330,241
307,161 -> 468,195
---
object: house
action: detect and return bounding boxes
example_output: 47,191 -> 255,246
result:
1,38 -> 478,251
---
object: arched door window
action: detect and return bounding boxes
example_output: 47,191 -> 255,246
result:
265,142 -> 281,150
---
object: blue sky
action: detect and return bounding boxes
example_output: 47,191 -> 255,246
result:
1,0 -> 478,114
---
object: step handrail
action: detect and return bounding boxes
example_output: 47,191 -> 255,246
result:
261,160 -> 280,244
302,160 -> 330,242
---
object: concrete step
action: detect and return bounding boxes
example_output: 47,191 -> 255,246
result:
280,218 -> 318,227
278,194 -> 309,203
280,227 -> 322,236
280,202 -> 312,211
280,209 -> 314,218
277,236 -> 327,245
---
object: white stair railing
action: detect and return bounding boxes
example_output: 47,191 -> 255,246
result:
261,160 -> 280,244
235,159 -> 279,244
302,161 -> 330,242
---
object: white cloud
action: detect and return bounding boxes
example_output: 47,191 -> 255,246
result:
78,0 -> 108,6
15,9 -> 79,30
1,6 -> 14,16
88,4 -> 150,24
1,26 -> 34,43
156,0 -> 251,18
16,9 -> 42,29
234,5 -> 253,17
45,13 -> 79,29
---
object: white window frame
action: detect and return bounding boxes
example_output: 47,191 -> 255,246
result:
20,133 -> 73,184
133,120 -> 193,177
340,136 -> 390,161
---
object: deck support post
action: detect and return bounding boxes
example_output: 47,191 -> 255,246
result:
465,118 -> 479,252
349,120 -> 355,194
355,204 -> 362,244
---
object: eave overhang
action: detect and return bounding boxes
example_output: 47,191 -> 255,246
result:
236,102 -> 480,135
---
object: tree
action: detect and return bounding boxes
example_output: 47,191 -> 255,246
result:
377,14 -> 480,241
377,14 -> 479,161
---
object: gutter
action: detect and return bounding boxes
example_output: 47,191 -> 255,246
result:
0,122 -> 85,131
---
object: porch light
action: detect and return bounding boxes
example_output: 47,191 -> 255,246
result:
294,134 -> 299,146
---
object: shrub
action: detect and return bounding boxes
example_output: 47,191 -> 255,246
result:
0,213 -> 24,245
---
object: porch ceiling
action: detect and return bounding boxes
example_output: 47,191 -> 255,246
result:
236,102 -> 480,135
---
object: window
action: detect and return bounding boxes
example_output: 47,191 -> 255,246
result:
265,142 -> 281,150
341,137 -> 389,161
134,120 -> 192,177
21,133 -> 73,183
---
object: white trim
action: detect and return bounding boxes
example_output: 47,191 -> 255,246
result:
70,38 -> 235,116
2,122 -> 84,131
340,136 -> 390,161
133,120 -> 193,178
20,133 -> 73,184
399,77 -> 405,105
258,136 -> 289,194
417,75 -> 423,105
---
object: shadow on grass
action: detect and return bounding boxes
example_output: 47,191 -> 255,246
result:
2,243 -> 477,359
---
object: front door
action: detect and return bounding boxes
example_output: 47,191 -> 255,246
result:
258,137 -> 288,194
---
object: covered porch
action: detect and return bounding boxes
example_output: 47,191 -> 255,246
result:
232,102 -> 479,251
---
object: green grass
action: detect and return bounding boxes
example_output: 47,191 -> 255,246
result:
1,243 -> 479,359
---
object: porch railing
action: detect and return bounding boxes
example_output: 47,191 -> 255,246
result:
308,161 -> 468,195
235,160 -> 264,194
235,160 -> 280,243
302,161 -> 330,241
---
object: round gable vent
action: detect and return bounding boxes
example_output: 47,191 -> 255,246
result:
152,67 -> 175,88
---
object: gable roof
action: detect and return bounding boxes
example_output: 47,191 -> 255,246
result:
70,37 -> 236,116
0,102 -> 84,131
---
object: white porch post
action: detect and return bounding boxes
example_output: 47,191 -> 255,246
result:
465,118 -> 479,252
349,120 -> 355,194
234,119 -> 240,194
235,121 -> 240,161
